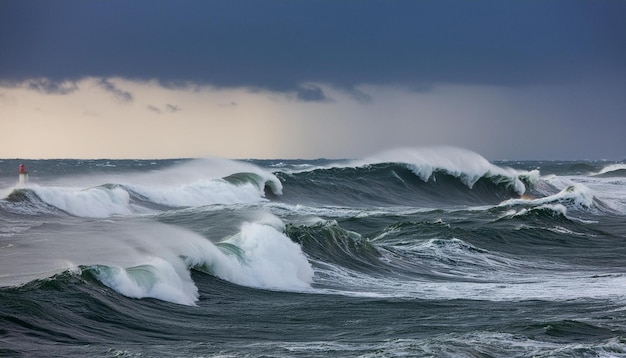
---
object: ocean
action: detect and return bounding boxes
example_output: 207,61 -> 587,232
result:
1,147 -> 626,357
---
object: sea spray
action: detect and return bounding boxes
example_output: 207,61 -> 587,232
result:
90,220 -> 313,304
23,172 -> 281,219
500,183 -> 595,210
188,222 -> 314,291
90,257 -> 198,306
32,185 -> 133,218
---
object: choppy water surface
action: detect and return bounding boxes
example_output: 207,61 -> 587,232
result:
1,148 -> 626,357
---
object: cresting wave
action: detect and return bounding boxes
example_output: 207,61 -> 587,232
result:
0,219 -> 313,305
87,221 -> 313,305
285,147 -> 536,190
354,147 -> 536,193
274,148 -> 542,208
1,159 -> 282,218
594,163 -> 626,177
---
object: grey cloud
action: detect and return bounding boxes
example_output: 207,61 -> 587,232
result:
147,105 -> 161,113
165,104 -> 181,113
147,104 -> 182,113
97,79 -> 133,103
296,85 -> 330,102
26,79 -> 78,95
346,88 -> 372,104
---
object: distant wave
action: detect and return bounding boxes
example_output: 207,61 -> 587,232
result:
0,170 -> 282,219
593,163 -> 626,177
353,147 -> 535,193
275,147 -> 538,208
1,188 -> 67,216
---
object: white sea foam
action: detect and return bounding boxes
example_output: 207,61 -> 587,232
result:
99,220 -> 313,304
125,158 -> 282,195
91,257 -> 198,306
123,158 -> 282,207
224,222 -> 314,288
267,202 -> 432,221
500,183 -> 594,211
32,185 -> 133,218
182,222 -> 314,291
31,179 -> 270,218
541,173 -> 626,213
314,259 -> 626,303
309,232 -> 626,303
270,333 -> 626,357
128,178 -> 265,208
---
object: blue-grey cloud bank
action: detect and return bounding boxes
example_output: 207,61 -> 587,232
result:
2,0 -> 624,92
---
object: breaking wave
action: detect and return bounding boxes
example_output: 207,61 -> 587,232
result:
594,163 -> 626,177
0,218 -> 313,306
276,147 -> 538,208
1,160 -> 282,219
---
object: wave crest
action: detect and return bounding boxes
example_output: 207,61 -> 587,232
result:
1,172 -> 282,219
594,163 -> 626,177
352,147 -> 535,194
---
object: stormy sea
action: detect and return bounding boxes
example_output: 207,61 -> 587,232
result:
1,147 -> 626,357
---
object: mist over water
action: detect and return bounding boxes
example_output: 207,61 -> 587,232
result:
1,148 -> 626,357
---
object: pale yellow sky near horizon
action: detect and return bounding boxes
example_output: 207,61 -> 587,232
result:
1,77 -> 623,160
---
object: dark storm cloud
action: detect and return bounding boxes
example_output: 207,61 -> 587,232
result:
0,0 -> 625,93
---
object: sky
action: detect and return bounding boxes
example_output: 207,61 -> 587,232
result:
1,0 -> 625,160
